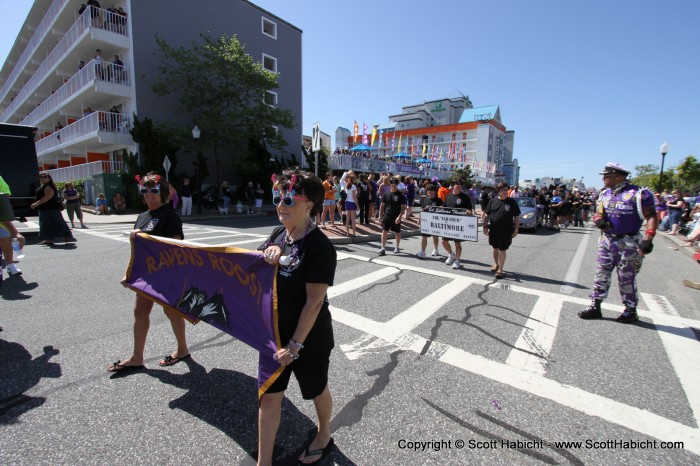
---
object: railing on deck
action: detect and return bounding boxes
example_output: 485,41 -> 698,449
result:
36,111 -> 130,154
1,6 -> 129,121
48,160 -> 127,183
0,0 -> 68,105
22,59 -> 130,127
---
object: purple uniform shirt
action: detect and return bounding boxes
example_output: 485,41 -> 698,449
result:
597,184 -> 653,235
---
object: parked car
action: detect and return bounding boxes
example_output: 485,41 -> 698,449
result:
513,197 -> 540,231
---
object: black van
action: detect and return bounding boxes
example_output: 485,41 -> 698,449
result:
0,124 -> 40,220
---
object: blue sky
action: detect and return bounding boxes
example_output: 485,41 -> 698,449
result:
2,0 -> 698,189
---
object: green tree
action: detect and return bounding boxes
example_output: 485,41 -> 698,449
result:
632,163 -> 675,191
127,115 -> 180,178
675,155 -> 700,193
151,34 -> 295,187
304,143 -> 330,178
449,166 -> 476,187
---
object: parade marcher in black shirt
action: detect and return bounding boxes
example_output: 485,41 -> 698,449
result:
483,182 -> 521,279
378,178 -> 406,255
416,184 -> 443,258
442,179 -> 473,270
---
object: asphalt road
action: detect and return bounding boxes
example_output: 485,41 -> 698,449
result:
1,217 -> 699,465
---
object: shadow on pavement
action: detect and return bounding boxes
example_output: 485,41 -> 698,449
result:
0,342 -> 61,424
0,275 -> 39,300
147,357 -> 354,465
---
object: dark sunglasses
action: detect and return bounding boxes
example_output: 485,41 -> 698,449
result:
139,185 -> 160,194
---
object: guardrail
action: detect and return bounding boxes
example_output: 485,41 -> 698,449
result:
0,0 -> 67,105
36,111 -> 129,154
1,6 -> 129,122
48,160 -> 127,183
21,58 -> 130,127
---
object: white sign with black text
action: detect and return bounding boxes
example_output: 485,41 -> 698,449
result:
419,206 -> 478,242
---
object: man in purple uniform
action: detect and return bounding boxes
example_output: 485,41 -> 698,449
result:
579,163 -> 656,323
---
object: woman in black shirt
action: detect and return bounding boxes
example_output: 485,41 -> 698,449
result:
108,172 -> 190,372
257,169 -> 336,465
30,172 -> 74,245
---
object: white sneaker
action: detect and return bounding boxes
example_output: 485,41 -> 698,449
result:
6,263 -> 22,276
445,254 -> 456,265
431,249 -> 439,257
416,250 -> 426,258
452,260 -> 462,269
393,247 -> 400,254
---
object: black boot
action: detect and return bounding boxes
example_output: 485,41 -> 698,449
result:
578,300 -> 602,319
616,307 -> 639,324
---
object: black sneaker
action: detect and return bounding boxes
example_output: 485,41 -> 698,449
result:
616,308 -> 639,324
578,300 -> 602,319
378,248 -> 386,256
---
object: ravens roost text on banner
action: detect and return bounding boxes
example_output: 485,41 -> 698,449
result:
125,232 -> 283,397
419,206 -> 479,241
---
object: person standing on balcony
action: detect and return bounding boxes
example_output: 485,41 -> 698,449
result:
111,55 -> 124,83
94,49 -> 103,80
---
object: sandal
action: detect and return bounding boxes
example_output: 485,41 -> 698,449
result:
299,437 -> 334,464
159,353 -> 191,367
490,264 -> 499,272
107,360 -> 145,373
495,271 -> 505,279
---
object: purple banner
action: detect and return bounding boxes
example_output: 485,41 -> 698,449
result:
125,232 -> 282,397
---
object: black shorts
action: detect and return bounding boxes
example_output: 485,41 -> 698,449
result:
441,237 -> 463,243
382,218 -> 401,233
264,347 -> 331,400
488,227 -> 513,251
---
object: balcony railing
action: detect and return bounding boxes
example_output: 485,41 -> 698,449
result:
1,6 -> 129,122
0,0 -> 68,105
36,111 -> 130,154
21,59 -> 130,127
48,160 -> 127,183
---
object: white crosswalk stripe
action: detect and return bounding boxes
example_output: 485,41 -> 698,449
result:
71,225 -> 267,246
331,254 -> 700,455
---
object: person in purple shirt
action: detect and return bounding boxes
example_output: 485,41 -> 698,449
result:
579,163 -> 656,324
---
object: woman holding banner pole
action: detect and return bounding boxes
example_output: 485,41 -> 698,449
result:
108,172 -> 190,372
257,169 -> 337,465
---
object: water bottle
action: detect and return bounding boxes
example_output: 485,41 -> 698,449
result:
12,238 -> 25,259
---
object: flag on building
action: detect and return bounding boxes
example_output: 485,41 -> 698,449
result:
353,121 -> 359,143
378,128 -> 384,148
371,126 -> 377,147
362,122 -> 368,145
422,141 -> 427,155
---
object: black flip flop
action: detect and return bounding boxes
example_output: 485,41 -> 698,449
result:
299,437 -> 334,465
159,354 -> 191,367
107,360 -> 145,373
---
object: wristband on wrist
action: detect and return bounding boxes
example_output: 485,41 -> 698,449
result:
289,339 -> 304,351
645,229 -> 656,237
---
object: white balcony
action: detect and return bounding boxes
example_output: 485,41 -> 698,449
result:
1,6 -> 129,122
36,111 -> 131,157
0,0 -> 68,105
48,160 -> 128,183
21,59 -> 131,127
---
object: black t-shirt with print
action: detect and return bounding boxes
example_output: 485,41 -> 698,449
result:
485,197 -> 521,230
134,204 -> 184,238
444,192 -> 473,210
420,196 -> 443,210
381,190 -> 406,219
260,226 -> 336,351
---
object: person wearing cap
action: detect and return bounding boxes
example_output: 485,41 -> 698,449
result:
441,179 -> 473,270
378,178 -> 406,255
579,162 -> 656,324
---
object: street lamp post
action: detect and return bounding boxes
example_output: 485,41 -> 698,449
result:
192,125 -> 202,214
658,142 -> 669,192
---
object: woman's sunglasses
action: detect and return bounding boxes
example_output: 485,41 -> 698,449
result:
139,185 -> 160,194
272,189 -> 306,206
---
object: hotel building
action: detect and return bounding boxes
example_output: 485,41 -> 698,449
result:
338,96 -> 516,186
0,0 -> 301,184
